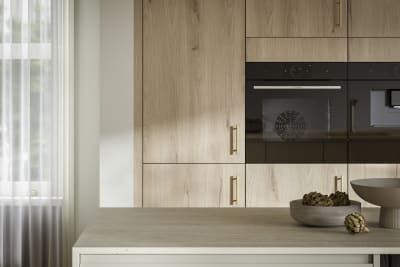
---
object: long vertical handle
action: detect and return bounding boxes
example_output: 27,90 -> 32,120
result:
230,125 -> 238,155
230,176 -> 239,205
350,99 -> 358,134
335,0 -> 342,28
335,176 -> 344,192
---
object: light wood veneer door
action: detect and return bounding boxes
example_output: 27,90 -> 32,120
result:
143,0 -> 245,163
143,164 -> 245,207
246,164 -> 348,207
348,164 -> 400,207
246,0 -> 347,37
349,38 -> 400,62
246,38 -> 347,62
349,0 -> 400,37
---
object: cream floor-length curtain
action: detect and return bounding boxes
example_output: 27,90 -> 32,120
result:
0,0 -> 64,267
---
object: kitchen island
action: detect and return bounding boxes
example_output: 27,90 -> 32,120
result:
73,208 -> 400,267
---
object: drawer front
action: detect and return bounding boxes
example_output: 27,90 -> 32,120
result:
80,254 -> 373,266
349,38 -> 400,62
246,38 -> 347,62
143,164 -> 245,207
81,265 -> 372,267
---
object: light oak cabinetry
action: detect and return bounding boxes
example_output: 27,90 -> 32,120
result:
348,164 -> 400,207
246,0 -> 347,37
246,38 -> 347,62
349,0 -> 400,37
143,164 -> 245,207
348,0 -> 400,62
349,38 -> 400,62
246,164 -> 347,207
143,0 -> 245,164
245,0 -> 347,62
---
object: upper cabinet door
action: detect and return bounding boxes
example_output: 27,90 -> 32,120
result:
246,0 -> 347,37
349,0 -> 400,37
143,0 -> 245,163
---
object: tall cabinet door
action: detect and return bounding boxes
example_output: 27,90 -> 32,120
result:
143,0 -> 245,163
246,0 -> 347,37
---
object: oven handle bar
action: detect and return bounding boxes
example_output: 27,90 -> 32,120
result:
253,85 -> 342,90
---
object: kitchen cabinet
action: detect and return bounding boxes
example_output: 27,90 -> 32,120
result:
349,38 -> 400,62
246,0 -> 347,37
246,38 -> 347,62
349,0 -> 400,37
143,0 -> 245,164
143,164 -> 245,207
348,164 -> 400,207
74,209 -> 393,267
246,164 -> 347,207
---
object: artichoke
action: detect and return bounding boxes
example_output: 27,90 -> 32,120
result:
302,192 -> 334,206
329,191 -> 350,206
302,191 -> 351,207
344,212 -> 370,234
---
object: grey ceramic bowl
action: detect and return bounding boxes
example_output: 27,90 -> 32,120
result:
351,178 -> 400,229
290,199 -> 361,227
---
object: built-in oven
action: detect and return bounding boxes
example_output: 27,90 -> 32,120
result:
348,63 -> 400,163
246,63 -> 347,163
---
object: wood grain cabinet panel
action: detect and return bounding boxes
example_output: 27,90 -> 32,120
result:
349,0 -> 400,37
246,38 -> 347,62
143,164 -> 245,207
349,38 -> 400,62
246,0 -> 347,37
246,164 -> 348,207
348,164 -> 400,207
143,0 -> 245,163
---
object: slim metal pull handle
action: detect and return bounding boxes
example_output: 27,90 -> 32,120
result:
335,0 -> 342,28
253,85 -> 342,90
335,176 -> 344,192
230,125 -> 238,155
350,99 -> 358,134
230,176 -> 239,205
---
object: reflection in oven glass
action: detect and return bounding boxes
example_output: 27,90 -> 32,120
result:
262,98 -> 330,141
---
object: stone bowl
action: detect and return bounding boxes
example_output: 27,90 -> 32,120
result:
351,178 -> 400,229
290,199 -> 361,227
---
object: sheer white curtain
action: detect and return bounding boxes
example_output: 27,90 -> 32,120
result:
0,0 -> 64,267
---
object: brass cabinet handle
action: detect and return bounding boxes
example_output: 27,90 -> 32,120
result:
230,125 -> 238,155
230,176 -> 239,205
335,176 -> 344,192
335,0 -> 342,28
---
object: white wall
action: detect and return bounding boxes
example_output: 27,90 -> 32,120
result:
75,0 -> 134,237
99,0 -> 134,208
75,0 -> 101,237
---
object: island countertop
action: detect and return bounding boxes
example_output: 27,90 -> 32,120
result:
73,208 -> 400,255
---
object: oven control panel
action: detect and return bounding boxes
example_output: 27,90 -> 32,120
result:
286,64 -> 312,78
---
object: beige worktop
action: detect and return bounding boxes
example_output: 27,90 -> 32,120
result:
74,208 -> 400,254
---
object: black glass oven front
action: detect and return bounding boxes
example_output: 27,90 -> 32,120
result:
246,63 -> 348,163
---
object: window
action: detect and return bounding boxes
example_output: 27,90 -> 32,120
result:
0,0 -> 64,199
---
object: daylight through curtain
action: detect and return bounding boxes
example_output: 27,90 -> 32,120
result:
0,0 -> 63,266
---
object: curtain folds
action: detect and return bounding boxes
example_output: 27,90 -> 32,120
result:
0,0 -> 63,267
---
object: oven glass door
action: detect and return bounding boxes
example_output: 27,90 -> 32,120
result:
246,80 -> 347,163
349,81 -> 400,163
